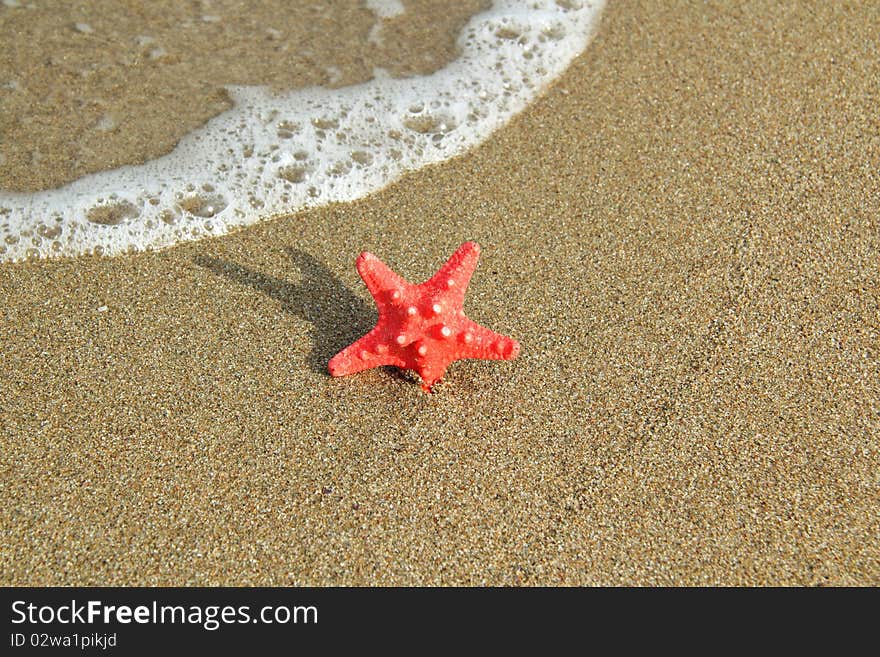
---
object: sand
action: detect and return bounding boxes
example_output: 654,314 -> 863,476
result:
1,1 -> 878,585
0,0 -> 486,191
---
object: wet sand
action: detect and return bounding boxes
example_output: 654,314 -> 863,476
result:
0,0 -> 486,191
1,1 -> 878,585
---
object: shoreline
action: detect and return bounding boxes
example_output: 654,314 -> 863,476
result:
0,0 -> 597,262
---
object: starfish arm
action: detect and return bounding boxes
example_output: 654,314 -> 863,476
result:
328,329 -> 405,376
356,251 -> 410,299
456,318 -> 520,361
426,241 -> 481,306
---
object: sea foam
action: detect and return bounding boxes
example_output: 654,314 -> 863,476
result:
0,0 -> 604,263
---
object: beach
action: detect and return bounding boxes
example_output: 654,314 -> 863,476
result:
0,0 -> 486,193
1,0 -> 878,585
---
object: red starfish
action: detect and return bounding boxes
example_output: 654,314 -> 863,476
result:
328,242 -> 520,392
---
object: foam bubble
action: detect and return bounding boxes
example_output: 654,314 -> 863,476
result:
366,1 -> 406,21
0,0 -> 605,263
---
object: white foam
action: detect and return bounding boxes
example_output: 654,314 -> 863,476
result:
365,0 -> 405,20
0,0 -> 605,263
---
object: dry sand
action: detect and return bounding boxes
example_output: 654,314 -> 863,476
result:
1,1 -> 878,585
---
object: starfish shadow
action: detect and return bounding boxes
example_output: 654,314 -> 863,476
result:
194,248 -> 375,374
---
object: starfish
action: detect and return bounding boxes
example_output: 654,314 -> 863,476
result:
328,241 -> 520,392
